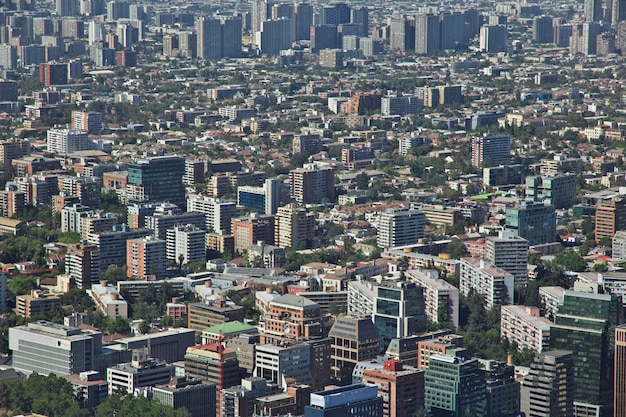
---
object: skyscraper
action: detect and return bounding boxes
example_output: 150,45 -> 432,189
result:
585,0 -> 603,21
471,134 -> 511,168
484,231 -> 528,284
425,350 -> 487,417
373,281 -> 426,352
595,198 -> 626,241
256,18 -> 293,55
415,14 -> 440,55
126,155 -> 186,209
440,12 -> 466,50
550,291 -> 623,407
126,236 -> 167,279
520,350 -> 575,417
273,203 -> 315,249
198,17 -> 222,60
221,17 -> 243,58
616,325 -> 626,417
294,3 -> 313,40
479,25 -> 507,53
289,163 -> 335,204
532,16 -> 554,43
329,315 -> 380,385
505,202 -> 556,246
350,7 -> 368,36
251,0 -> 273,34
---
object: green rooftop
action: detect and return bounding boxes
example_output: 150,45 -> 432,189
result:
469,191 -> 508,200
203,321 -> 257,335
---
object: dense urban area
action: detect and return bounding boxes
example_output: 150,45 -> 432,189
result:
0,0 -> 625,416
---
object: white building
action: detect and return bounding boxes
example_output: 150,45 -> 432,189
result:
459,257 -> 514,309
500,305 -> 552,353
613,230 -> 626,261
61,203 -> 93,233
46,128 -> 91,155
253,343 -> 312,388
347,279 -> 377,316
107,353 -> 174,395
538,286 -> 565,322
376,208 -> 426,249
187,195 -> 237,235
9,321 -> 102,376
166,224 -> 206,266
88,280 -> 128,318
485,231 -> 529,284
405,269 -> 459,327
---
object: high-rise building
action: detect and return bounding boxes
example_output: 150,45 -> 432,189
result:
236,178 -> 282,215
221,17 -> 243,58
179,31 -> 197,58
47,129 -> 90,155
126,236 -> 167,279
289,163 -> 335,204
232,214 -> 274,254
127,155 -> 186,209
273,203 -> 315,249
525,174 -> 577,209
615,325 -> 626,417
479,25 -> 507,53
505,202 -> 556,246
261,294 -> 323,344
482,360 -> 520,417
416,334 -> 464,370
376,208 -> 426,249
88,21 -> 105,45
439,12 -> 466,50
500,305 -> 552,353
471,134 -> 511,168
57,0 -> 79,16
424,350 -> 487,417
256,18 -> 293,55
152,378 -> 217,417
0,45 -> 17,69
329,315 -> 380,385
254,343 -> 312,388
484,230 -> 528,284
405,269 -> 459,327
251,0 -> 273,34
187,195 -> 236,235
294,3 -> 313,40
614,0 -> 626,25
198,17 -> 222,60
107,353 -> 174,395
613,230 -> 626,261
321,3 -> 351,25
66,243 -> 100,289
585,0 -> 603,21
550,291 -> 623,406
595,198 -> 626,241
520,350 -> 575,417
185,342 -> 241,390
362,359 -> 424,417
10,321 -> 102,376
373,281 -> 426,352
305,383 -> 383,417
459,258 -> 514,309
87,227 -> 152,271
166,224 -> 206,266
532,16 -> 554,43
71,110 -> 102,132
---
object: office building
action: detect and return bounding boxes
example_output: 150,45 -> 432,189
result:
47,129 -> 91,155
377,208 -> 426,249
538,286 -> 565,322
0,189 -> 26,218
126,236 -> 167,279
187,299 -> 245,333
127,155 -> 186,209
89,280 -> 128,318
382,95 -> 422,117
145,210 -> 207,240
405,269 -> 459,327
484,231 -> 528,284
373,281 -> 427,352
479,25 -> 507,53
615,325 -> 626,417
39,63 -> 68,86
520,350 -> 575,417
232,214 -> 274,255
187,195 -> 236,235
66,245 -> 101,291
549,291 -> 622,406
0,45 -> 17,70
482,360 -> 519,417
289,163 -> 335,204
237,178 -> 282,215
329,315 -> 380,385
185,342 -> 241,390
305,383 -> 383,417
505,202 -> 556,246
166,224 -> 206,266
525,174 -> 577,209
440,12 -> 466,50
10,321 -> 102,376
614,0 -> 626,24
424,350 -> 487,417
500,305 -> 552,353
595,198 -> 626,241
254,343 -> 312,388
471,135 -> 511,168
273,203 -> 315,249
585,0 -> 603,21
532,16 -> 554,43
153,378 -> 216,417
261,294 -> 323,344
459,258 -> 514,309
417,334 -> 464,370
295,3 -> 313,40
107,352 -> 174,395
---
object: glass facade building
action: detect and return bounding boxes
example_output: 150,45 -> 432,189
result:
127,155 -> 186,209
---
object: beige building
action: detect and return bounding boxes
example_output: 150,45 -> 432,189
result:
89,280 -> 128,318
500,305 -> 552,353
16,290 -> 61,318
274,204 -> 315,249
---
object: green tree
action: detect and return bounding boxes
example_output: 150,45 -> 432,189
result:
445,239 -> 467,259
57,232 -> 82,244
354,172 -> 369,190
101,264 -> 127,285
553,250 -> 587,272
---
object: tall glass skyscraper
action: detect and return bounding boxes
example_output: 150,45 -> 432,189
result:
127,155 -> 186,209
